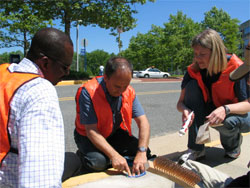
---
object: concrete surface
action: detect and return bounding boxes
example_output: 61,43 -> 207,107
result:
62,127 -> 250,188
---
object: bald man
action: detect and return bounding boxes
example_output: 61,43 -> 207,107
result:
74,57 -> 154,177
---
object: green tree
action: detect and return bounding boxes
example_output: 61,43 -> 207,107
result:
0,52 -> 11,64
122,24 -> 172,71
0,1 -> 53,56
0,50 -> 23,64
0,0 -> 155,56
202,6 -> 242,55
123,11 -> 200,73
124,7 -> 243,74
122,32 -> 154,70
83,50 -> 112,76
162,11 -> 201,73
31,0 -> 154,36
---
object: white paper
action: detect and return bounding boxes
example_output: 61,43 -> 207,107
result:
195,121 -> 211,144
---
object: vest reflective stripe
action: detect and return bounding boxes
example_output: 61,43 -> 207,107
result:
75,77 -> 135,138
187,54 -> 243,107
0,64 -> 39,163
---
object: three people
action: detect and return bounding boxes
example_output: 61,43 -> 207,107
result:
1,26 -> 248,186
74,57 -> 153,176
0,28 -> 73,187
177,29 -> 250,163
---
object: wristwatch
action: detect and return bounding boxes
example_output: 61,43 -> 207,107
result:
138,147 -> 147,152
223,105 -> 230,116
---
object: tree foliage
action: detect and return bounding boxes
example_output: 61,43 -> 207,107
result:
202,6 -> 242,54
122,11 -> 201,73
0,5 -> 244,75
84,50 -> 115,75
0,0 -> 155,55
162,11 -> 201,72
0,1 -> 53,55
31,0 -> 154,36
0,50 -> 23,64
122,8 -> 243,74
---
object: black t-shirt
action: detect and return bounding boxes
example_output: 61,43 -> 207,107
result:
200,69 -> 221,99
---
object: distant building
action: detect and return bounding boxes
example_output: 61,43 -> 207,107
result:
240,19 -> 250,48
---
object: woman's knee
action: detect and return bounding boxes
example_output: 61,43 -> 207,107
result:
223,114 -> 250,133
216,116 -> 239,134
184,80 -> 204,107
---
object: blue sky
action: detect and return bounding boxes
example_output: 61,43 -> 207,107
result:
1,0 -> 249,55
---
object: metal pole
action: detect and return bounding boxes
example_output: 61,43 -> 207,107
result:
76,21 -> 79,72
84,39 -> 87,72
84,47 -> 87,72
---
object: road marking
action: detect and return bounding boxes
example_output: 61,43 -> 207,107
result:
59,97 -> 75,101
205,132 -> 250,147
136,90 -> 181,95
59,90 -> 181,101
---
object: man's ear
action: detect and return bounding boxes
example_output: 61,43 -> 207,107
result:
36,56 -> 49,71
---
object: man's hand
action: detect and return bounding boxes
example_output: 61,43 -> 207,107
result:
132,152 -> 147,176
111,154 -> 131,176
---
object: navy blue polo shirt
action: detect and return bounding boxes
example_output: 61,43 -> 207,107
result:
79,77 -> 144,131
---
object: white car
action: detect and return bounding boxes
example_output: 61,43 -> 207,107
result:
132,70 -> 138,78
136,68 -> 171,78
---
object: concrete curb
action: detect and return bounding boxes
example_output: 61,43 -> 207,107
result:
57,80 -> 87,86
56,78 -> 183,86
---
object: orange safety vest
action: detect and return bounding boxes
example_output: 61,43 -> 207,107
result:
75,77 -> 135,138
0,63 -> 39,164
187,54 -> 243,107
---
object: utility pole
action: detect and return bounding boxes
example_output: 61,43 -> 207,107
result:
76,20 -> 82,72
81,38 -> 88,72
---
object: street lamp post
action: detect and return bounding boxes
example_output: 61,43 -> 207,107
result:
76,20 -> 82,72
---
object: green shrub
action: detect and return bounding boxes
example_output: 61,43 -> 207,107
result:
63,70 -> 89,80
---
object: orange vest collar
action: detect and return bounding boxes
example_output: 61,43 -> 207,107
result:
187,55 -> 243,107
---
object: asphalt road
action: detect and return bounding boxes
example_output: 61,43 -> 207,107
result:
55,79 -> 183,153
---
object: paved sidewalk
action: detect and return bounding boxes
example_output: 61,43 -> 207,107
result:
62,128 -> 250,187
149,128 -> 250,179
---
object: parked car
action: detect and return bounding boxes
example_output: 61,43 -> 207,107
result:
133,70 -> 138,78
136,67 -> 171,78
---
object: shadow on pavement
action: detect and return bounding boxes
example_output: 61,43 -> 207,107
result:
158,146 -> 235,168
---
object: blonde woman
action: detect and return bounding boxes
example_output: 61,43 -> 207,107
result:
177,29 -> 250,163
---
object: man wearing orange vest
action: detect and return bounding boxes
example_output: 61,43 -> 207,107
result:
0,28 -> 73,187
177,29 -> 250,164
75,57 -> 154,177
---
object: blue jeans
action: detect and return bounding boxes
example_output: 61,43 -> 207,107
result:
184,80 -> 250,152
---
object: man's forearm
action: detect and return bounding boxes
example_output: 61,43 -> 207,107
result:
135,115 -> 150,148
